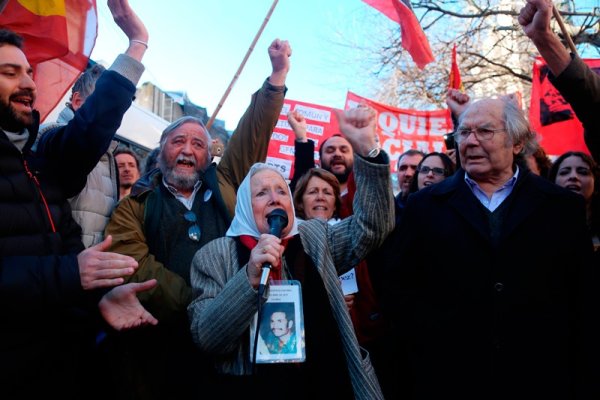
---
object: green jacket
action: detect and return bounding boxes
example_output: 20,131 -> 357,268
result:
105,79 -> 286,320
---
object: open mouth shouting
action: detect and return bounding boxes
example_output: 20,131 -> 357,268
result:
175,156 -> 196,173
329,159 -> 347,173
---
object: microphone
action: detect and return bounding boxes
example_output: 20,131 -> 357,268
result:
258,208 -> 289,296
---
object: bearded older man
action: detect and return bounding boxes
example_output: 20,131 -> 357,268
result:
103,38 -> 291,399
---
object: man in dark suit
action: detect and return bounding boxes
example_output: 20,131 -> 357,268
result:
386,97 -> 598,399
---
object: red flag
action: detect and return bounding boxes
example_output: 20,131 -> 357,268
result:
529,56 -> 597,157
448,44 -> 463,91
362,0 -> 434,69
0,0 -> 98,122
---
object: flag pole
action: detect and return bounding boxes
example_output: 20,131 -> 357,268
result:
206,0 -> 279,130
552,4 -> 578,55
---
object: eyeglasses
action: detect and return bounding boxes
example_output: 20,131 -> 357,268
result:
418,166 -> 446,176
184,211 -> 201,242
453,127 -> 505,143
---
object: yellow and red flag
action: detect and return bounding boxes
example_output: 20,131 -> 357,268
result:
448,43 -> 463,91
362,0 -> 434,69
0,0 -> 98,121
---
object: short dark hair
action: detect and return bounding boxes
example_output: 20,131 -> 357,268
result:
0,29 -> 23,49
264,302 -> 294,323
397,149 -> 425,170
114,147 -> 141,171
318,134 -> 346,159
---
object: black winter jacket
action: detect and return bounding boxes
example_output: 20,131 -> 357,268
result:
0,70 -> 136,398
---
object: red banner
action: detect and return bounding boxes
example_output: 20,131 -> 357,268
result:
0,0 -> 98,122
267,94 -> 454,177
266,99 -> 341,180
530,57 -> 599,157
345,91 -> 453,172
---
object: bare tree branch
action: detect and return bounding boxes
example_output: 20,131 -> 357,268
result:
356,0 -> 598,112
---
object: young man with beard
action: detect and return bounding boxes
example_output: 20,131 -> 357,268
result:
287,121 -> 354,194
0,0 -> 158,398
319,134 -> 354,194
114,146 -> 141,199
102,38 -> 291,399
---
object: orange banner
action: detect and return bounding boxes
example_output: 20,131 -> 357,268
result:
345,91 -> 453,172
530,56 -> 599,157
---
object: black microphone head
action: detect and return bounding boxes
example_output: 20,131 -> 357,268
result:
266,208 -> 289,238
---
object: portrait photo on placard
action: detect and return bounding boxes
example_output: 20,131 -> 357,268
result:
250,281 -> 305,363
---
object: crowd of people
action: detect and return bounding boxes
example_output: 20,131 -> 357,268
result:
1,0 -> 599,399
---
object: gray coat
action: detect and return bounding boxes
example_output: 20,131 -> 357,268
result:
188,154 -> 394,400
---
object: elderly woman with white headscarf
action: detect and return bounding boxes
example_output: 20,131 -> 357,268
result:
187,107 -> 394,400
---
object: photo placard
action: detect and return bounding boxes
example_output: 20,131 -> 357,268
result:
250,281 -> 305,363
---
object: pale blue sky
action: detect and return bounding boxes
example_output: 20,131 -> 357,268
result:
91,0 -> 383,131
91,1 -> 599,131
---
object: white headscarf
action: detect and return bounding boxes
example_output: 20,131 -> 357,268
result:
226,163 -> 299,239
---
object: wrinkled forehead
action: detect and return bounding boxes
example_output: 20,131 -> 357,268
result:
461,99 -> 504,126
251,168 -> 288,189
167,122 -> 210,141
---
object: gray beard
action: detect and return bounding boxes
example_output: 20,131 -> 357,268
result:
162,168 -> 200,191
